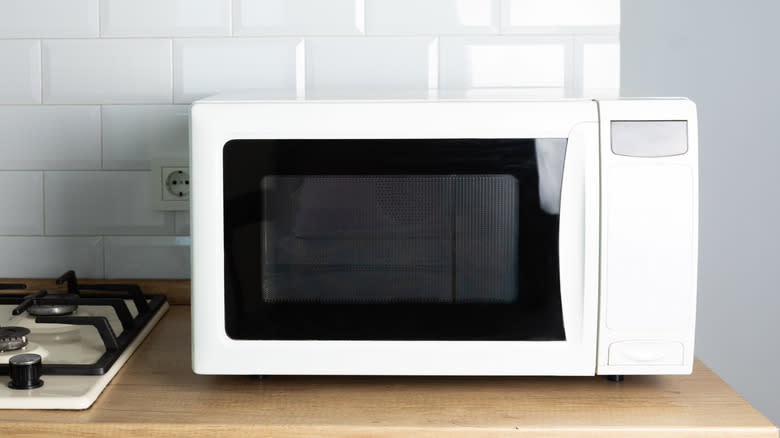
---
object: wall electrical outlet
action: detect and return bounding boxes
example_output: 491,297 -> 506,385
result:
152,159 -> 190,210
163,167 -> 190,200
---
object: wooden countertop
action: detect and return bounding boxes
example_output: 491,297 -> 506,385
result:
0,305 -> 777,438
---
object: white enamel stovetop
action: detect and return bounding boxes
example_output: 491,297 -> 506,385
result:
0,300 -> 168,410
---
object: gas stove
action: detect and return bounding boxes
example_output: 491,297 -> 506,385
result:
0,271 -> 168,409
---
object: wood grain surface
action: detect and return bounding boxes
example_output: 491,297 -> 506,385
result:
0,305 -> 776,437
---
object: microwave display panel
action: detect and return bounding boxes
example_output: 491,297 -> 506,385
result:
223,139 -> 567,341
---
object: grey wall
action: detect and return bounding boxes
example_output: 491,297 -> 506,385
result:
621,1 -> 780,424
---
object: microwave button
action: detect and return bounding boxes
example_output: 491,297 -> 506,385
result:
608,341 -> 684,366
611,121 -> 688,157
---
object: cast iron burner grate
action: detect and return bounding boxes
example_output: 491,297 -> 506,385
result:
0,270 -> 166,376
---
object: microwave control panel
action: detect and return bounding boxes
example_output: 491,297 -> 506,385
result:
596,99 -> 698,376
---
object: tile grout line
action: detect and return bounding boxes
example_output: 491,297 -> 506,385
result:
41,171 -> 46,235
96,0 -> 102,37
170,38 -> 175,104
567,35 -> 574,91
0,103 -> 192,107
101,234 -> 106,278
0,29 -> 621,41
497,0 -> 503,34
99,105 -> 104,168
296,39 -> 306,91
0,234 -> 185,238
39,39 -> 44,103
435,37 -> 441,90
361,0 -> 367,35
571,35 -> 579,91
0,169 -> 154,172
229,0 -> 234,36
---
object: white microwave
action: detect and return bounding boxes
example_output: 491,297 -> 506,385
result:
190,91 -> 698,379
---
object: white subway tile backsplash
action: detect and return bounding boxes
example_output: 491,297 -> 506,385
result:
366,0 -> 498,35
502,0 -> 619,32
101,0 -> 230,37
45,171 -> 175,235
174,212 -> 190,235
105,236 -> 190,279
0,106 -> 101,170
235,0 -> 364,36
0,0 -> 619,279
102,105 -> 189,170
173,38 -> 302,103
306,37 -> 438,90
579,36 -> 620,90
0,236 -> 103,278
440,37 -> 571,88
42,39 -> 172,104
0,0 -> 98,38
0,40 -> 41,104
0,172 -> 43,235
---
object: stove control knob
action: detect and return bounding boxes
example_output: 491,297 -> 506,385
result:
8,353 -> 44,390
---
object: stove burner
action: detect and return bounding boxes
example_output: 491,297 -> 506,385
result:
0,327 -> 30,352
27,294 -> 79,316
11,290 -> 79,317
0,270 -> 166,376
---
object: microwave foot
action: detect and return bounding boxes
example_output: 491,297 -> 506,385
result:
250,375 -> 265,381
606,375 -> 624,382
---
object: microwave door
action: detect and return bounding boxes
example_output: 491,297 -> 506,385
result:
222,139 -> 568,341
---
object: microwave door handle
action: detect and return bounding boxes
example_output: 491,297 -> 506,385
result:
556,122 -> 600,347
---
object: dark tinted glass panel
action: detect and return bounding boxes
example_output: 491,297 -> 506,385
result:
224,139 -> 567,340
262,175 -> 518,304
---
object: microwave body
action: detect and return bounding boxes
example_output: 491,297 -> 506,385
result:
190,93 -> 698,376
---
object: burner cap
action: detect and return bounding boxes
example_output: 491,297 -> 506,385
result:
0,326 -> 30,352
27,293 -> 78,316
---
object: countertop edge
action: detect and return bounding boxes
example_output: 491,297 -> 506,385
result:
1,423 -> 777,438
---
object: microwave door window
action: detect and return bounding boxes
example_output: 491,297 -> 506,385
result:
263,176 -> 455,303
263,175 -> 518,304
223,139 -> 567,341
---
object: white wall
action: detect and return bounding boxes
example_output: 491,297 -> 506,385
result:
0,0 -> 620,279
621,0 -> 780,425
